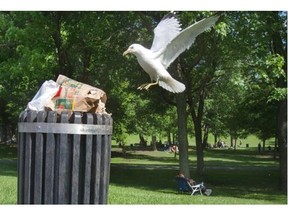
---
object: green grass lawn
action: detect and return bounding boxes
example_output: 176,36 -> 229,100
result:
109,167 -> 284,204
119,133 -> 275,149
109,143 -> 286,204
0,136 -> 286,205
0,162 -> 17,204
0,145 -> 18,204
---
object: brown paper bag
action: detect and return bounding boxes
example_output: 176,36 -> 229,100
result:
45,74 -> 108,114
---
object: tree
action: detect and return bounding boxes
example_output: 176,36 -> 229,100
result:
228,12 -> 287,190
175,11 -> 286,178
173,12 -> 227,175
0,12 -> 56,140
264,12 -> 287,191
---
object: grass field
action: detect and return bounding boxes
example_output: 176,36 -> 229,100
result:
119,133 -> 275,150
109,143 -> 285,204
0,134 -> 286,205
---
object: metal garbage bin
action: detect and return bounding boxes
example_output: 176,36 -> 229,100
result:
17,110 -> 112,204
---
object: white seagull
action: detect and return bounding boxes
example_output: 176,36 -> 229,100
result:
123,12 -> 219,93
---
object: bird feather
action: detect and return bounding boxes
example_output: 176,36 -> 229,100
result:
158,15 -> 220,69
150,12 -> 181,53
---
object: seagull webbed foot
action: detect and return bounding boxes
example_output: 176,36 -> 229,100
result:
137,83 -> 149,90
137,81 -> 159,91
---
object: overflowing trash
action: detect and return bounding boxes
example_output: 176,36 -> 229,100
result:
26,75 -> 109,114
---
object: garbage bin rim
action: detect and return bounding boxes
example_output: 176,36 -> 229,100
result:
18,122 -> 112,135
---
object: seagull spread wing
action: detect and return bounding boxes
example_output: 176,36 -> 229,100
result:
123,13 -> 220,94
158,15 -> 220,69
150,13 -> 181,52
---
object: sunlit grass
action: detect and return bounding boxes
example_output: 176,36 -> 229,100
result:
0,139 -> 286,205
0,161 -> 17,205
108,184 -> 285,204
115,134 -> 275,149
0,176 -> 17,204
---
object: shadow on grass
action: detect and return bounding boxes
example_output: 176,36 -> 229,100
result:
0,145 -> 18,159
109,165 -> 286,203
111,150 -> 178,164
111,147 -> 278,168
0,145 -> 18,177
0,160 -> 17,177
204,148 -> 279,164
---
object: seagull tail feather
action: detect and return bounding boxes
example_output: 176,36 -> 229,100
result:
159,77 -> 185,93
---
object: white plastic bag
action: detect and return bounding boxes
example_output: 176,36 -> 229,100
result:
26,80 -> 60,111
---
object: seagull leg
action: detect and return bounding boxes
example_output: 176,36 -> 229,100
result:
137,81 -> 159,91
137,83 -> 149,90
143,81 -> 159,90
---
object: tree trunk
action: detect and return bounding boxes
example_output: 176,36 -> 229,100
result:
172,59 -> 190,178
273,136 -> 278,159
266,12 -> 287,192
234,138 -> 237,150
230,135 -> 234,147
194,118 -> 204,175
262,139 -> 266,152
175,92 -> 190,178
203,124 -> 209,149
151,135 -> 157,151
277,98 -> 287,191
139,134 -> 147,147
230,134 -> 237,150
214,134 -> 218,146
167,130 -> 172,145
188,86 -> 205,176
50,12 -> 71,78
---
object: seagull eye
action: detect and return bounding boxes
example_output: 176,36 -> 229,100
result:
130,46 -> 134,49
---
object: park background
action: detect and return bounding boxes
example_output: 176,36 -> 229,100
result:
0,1 -> 287,215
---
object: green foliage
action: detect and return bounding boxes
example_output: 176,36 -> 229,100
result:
0,12 -> 56,133
199,12 -> 286,145
0,11 -> 286,151
214,21 -> 228,37
268,87 -> 287,102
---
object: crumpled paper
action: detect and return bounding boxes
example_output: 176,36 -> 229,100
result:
26,75 -> 109,114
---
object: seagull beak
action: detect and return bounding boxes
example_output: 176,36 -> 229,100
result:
123,49 -> 130,56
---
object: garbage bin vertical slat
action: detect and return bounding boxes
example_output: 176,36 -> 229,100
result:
100,114 -> 112,204
71,112 -> 82,204
83,113 -> 93,204
57,112 -> 71,204
17,111 -> 27,204
33,111 -> 47,204
23,111 -> 37,204
105,115 -> 112,203
92,114 -> 103,203
44,111 -> 57,204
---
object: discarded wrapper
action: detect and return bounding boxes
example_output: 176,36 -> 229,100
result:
26,80 -> 60,112
27,74 -> 109,114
